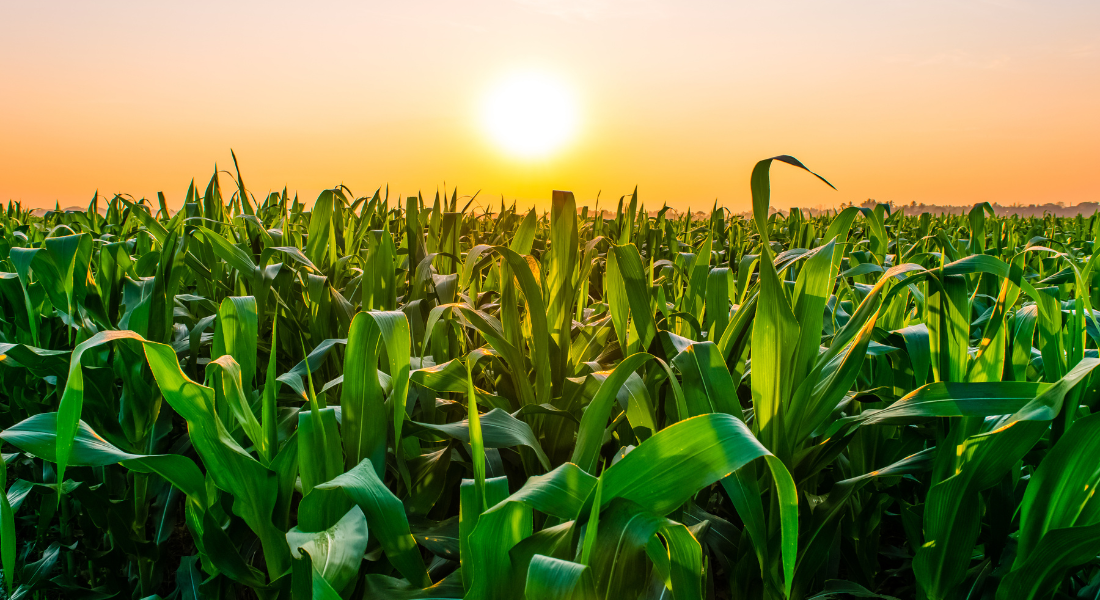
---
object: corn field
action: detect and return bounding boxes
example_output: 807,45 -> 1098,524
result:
1,155 -> 1099,600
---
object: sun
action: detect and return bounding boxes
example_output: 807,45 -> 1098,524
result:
482,72 -> 578,159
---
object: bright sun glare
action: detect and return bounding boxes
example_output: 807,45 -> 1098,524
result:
482,72 -> 578,159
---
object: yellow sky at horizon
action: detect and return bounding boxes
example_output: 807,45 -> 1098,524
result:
2,1 -> 1098,212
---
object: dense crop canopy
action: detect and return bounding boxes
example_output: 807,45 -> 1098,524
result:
0,158 -> 1099,599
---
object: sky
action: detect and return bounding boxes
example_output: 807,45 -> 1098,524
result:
1,0 -> 1098,212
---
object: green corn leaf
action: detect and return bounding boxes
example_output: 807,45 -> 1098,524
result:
299,458 -> 430,586
467,356 -> 487,512
212,296 -> 258,402
407,408 -> 550,471
605,243 -> 657,354
656,519 -> 704,600
305,189 -> 338,272
1,412 -> 207,506
0,444 -> 15,595
461,476 -> 514,595
291,548 -> 344,600
286,506 -> 369,594
525,555 -> 598,600
579,477 -> 603,566
672,341 -> 744,420
547,191 -> 579,391
571,353 -> 686,474
341,311 -> 411,478
592,413 -> 798,595
585,498 -> 664,599
996,411 -> 1100,599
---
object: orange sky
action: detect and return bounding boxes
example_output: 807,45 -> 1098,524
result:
2,1 -> 1098,212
